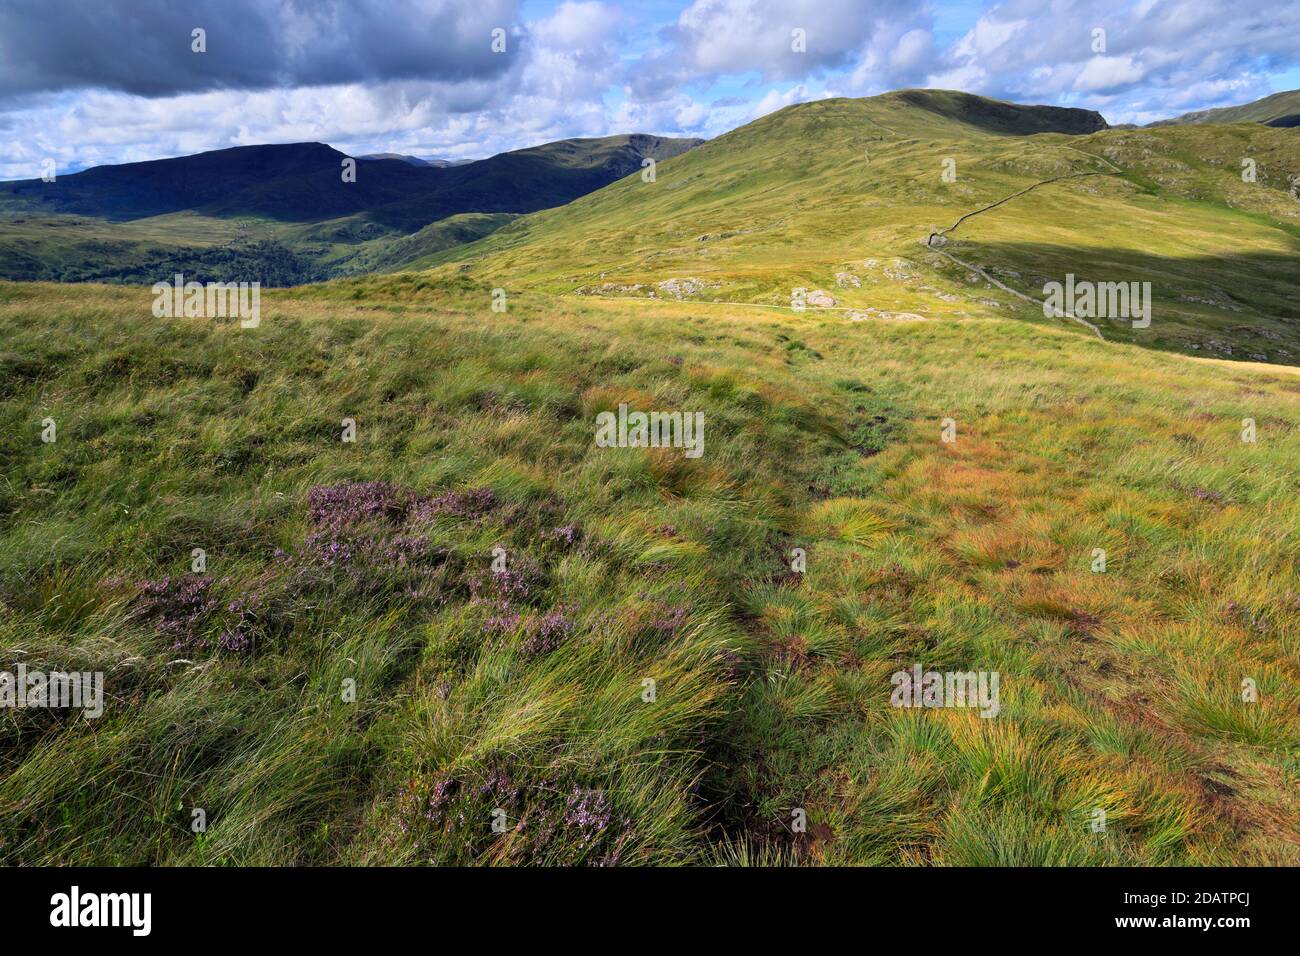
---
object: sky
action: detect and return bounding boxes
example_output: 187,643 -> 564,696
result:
1,0 -> 1298,178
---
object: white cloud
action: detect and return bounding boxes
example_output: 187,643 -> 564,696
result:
532,1 -> 620,53
628,0 -> 933,100
0,0 -> 630,178
1073,55 -> 1147,92
749,85 -> 814,120
951,16 -> 1027,60
919,0 -> 1300,124
924,64 -> 988,93
891,30 -> 934,73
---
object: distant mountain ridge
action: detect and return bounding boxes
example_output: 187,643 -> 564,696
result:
1,134 -> 704,231
0,132 -> 703,283
421,87 -> 1300,366
358,153 -> 475,167
1149,89 -> 1300,128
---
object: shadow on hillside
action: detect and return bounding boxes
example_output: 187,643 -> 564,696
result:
944,239 -> 1300,365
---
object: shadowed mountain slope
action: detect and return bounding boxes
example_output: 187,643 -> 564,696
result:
1,135 -> 702,228
891,89 -> 1108,135
0,134 -> 702,282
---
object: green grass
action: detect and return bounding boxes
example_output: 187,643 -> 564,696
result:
0,272 -> 1295,865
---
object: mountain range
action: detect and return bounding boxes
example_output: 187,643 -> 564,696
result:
426,87 -> 1300,365
0,133 -> 701,283
357,154 -> 474,167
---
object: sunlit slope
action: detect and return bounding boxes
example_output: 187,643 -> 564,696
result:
430,90 -> 1300,364
0,212 -> 252,283
943,124 -> 1300,361
429,92 -> 1108,290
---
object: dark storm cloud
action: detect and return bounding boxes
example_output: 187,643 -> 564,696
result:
0,0 -> 521,99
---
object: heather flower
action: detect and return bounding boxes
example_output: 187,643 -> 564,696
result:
219,595 -> 262,653
379,534 -> 433,565
132,574 -> 219,648
520,610 -> 575,656
408,487 -> 497,524
649,602 -> 689,635
547,525 -> 580,546
478,768 -> 520,805
218,629 -> 251,652
1225,601 -> 1270,633
429,775 -> 456,811
565,787 -> 613,847
484,609 -> 525,637
494,569 -> 532,600
300,526 -> 439,572
420,774 -> 459,826
468,560 -> 538,604
307,481 -> 406,529
304,532 -> 355,566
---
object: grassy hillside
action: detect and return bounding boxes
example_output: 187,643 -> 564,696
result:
0,273 -> 1296,865
427,90 -> 1300,365
322,212 -> 521,276
1151,89 -> 1300,128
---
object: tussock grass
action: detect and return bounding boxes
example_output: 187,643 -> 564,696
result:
2,232 -> 1297,865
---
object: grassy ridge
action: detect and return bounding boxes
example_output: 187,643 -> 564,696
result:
1,275 -> 1296,864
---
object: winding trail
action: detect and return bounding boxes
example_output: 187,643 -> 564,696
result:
924,149 -> 1126,340
925,242 -> 1106,340
927,169 -> 1118,245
